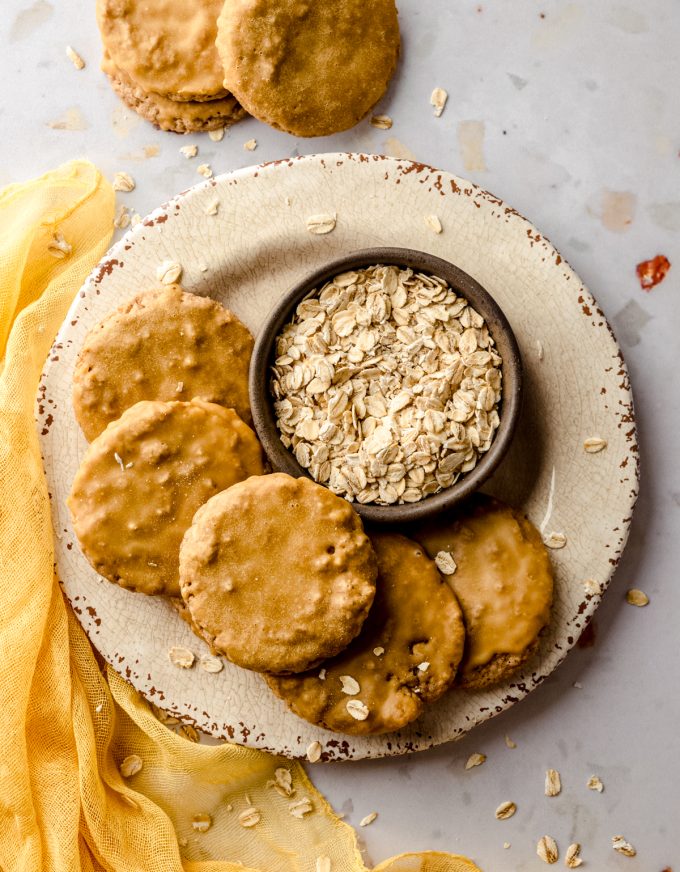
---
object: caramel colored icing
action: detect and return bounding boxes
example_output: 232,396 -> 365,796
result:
266,532 -> 465,735
414,495 -> 553,676
67,400 -> 264,597
179,474 -> 377,675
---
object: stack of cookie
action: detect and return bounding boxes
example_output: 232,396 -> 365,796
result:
97,0 -> 245,133
67,284 -> 554,736
97,0 -> 401,137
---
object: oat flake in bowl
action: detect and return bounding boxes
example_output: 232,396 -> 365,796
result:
269,264 -> 503,506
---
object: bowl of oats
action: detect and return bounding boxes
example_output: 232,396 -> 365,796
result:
250,249 -> 522,523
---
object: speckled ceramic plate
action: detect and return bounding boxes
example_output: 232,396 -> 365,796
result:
38,153 -> 638,760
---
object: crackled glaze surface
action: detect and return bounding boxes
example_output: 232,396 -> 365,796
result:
38,154 -> 637,760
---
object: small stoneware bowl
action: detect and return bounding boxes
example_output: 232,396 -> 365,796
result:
249,248 -> 522,524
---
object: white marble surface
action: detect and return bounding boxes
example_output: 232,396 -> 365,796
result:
2,0 -> 679,869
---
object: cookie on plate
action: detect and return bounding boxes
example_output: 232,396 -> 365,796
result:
266,532 -> 466,735
179,473 -> 377,674
67,399 -> 264,597
96,0 -> 227,101
414,494 -> 554,689
73,285 -> 253,441
103,55 -> 245,134
216,0 -> 400,137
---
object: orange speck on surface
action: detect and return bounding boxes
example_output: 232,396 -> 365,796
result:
636,254 -> 671,291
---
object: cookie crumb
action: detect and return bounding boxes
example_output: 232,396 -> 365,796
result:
180,145 -> 198,159
66,45 -> 85,70
503,842 -> 511,850
545,768 -> 561,796
583,436 -> 607,453
626,588 -> 649,607
543,531 -> 567,549
573,681 -> 583,689
318,668 -> 327,680
424,214 -> 443,234
587,774 -> 604,792
95,703 -> 103,713
583,578 -> 601,596
243,138 -> 258,151
504,735 -> 517,749
119,754 -> 143,777
495,801 -> 516,820
196,164 -> 213,179
370,114 -> 393,129
465,752 -> 486,770
306,213 -> 337,235
537,835 -> 559,864
208,128 -> 225,142
612,836 -> 636,857
565,843 -> 583,868
417,661 -> 430,672
346,699 -> 369,721
306,740 -> 322,763
373,647 -> 385,656
205,197 -> 220,216
238,807 -> 261,828
168,646 -> 195,668
430,87 -> 448,117
131,212 -> 142,226
360,811 -> 378,827
112,171 -> 135,193
434,550 -> 456,575
156,260 -> 183,284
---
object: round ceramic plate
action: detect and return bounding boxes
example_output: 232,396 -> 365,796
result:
38,153 -> 638,760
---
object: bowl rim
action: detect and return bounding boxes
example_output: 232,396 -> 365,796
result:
249,246 -> 523,524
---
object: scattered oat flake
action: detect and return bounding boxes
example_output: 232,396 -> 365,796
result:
573,681 -> 583,689
47,232 -> 72,259
626,588 -> 649,607
306,741 -> 322,763
113,452 -> 125,471
425,214 -> 443,234
536,339 -> 544,360
465,752 -> 486,770
346,699 -> 369,721
197,163 -> 213,178
114,204 -> 130,229
168,646 -> 195,668
306,213 -> 337,235
178,836 -> 188,847
208,127 -> 224,142
587,774 -> 604,792
612,836 -> 636,857
434,551 -> 456,575
360,811 -> 378,827
112,171 -> 135,192
636,254 -> 670,291
316,858 -> 331,872
537,835 -> 559,864
66,45 -> 85,69
545,768 -> 561,796
130,212 -> 142,226
95,703 -> 103,713
179,724 -> 199,743
339,675 -> 360,695
495,801 -> 516,820
191,812 -> 212,832
503,842 -> 511,850
289,797 -> 313,818
583,578 -> 601,596
237,807 -> 261,828
318,668 -> 327,680
565,843 -> 583,868
373,647 -> 385,656
156,260 -> 182,284
543,531 -> 567,549
119,754 -> 142,777
583,436 -> 607,453
176,381 -> 184,393
417,661 -> 430,672
504,735 -> 517,749
273,767 -> 294,796
180,145 -> 198,159
205,197 -> 220,216
243,138 -> 258,151
200,654 -> 223,673
430,87 -> 448,117
371,114 -> 393,129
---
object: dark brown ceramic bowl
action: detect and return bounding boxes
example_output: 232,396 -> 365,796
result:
249,248 -> 522,525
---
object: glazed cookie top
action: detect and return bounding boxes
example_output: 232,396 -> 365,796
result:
216,0 -> 401,137
96,0 -> 227,100
414,495 -> 554,681
179,473 -> 378,674
266,532 -> 466,735
73,285 -> 253,441
67,400 -> 264,597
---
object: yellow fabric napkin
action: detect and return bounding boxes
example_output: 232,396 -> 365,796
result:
0,159 -> 481,872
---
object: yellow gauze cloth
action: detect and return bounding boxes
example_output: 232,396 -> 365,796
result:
0,159 -> 480,872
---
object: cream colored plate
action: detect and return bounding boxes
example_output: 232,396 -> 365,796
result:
38,153 -> 638,760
